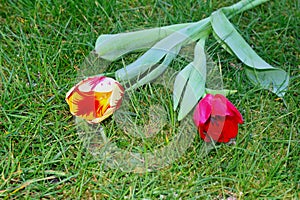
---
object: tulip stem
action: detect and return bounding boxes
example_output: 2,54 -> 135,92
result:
99,72 -> 116,78
223,0 -> 270,19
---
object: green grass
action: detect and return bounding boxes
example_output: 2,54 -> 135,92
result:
1,0 -> 299,199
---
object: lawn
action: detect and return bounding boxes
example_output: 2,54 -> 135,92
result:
0,0 -> 299,199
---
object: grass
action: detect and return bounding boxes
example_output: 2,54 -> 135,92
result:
0,0 -> 299,199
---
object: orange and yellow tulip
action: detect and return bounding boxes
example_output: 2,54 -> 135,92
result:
66,76 -> 124,124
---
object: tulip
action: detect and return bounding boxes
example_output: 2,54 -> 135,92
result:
66,76 -> 124,124
193,94 -> 243,143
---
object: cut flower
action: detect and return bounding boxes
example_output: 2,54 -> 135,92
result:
66,76 -> 124,124
193,94 -> 243,143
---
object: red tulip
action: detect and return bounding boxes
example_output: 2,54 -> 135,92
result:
66,76 -> 124,124
193,94 -> 243,143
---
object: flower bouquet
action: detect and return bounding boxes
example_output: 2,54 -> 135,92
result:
65,0 -> 289,172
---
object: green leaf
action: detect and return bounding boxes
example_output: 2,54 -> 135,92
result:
95,23 -> 191,61
245,68 -> 289,97
175,38 -> 207,121
212,31 -> 234,56
129,46 -> 181,90
173,63 -> 193,111
115,18 -> 211,81
94,0 -> 269,62
211,10 -> 289,96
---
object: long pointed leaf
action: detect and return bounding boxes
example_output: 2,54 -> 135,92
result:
129,45 -> 181,90
245,68 -> 289,97
177,39 -> 207,121
95,23 -> 192,61
173,63 -> 193,110
212,31 -> 234,56
115,18 -> 211,81
211,10 -> 289,96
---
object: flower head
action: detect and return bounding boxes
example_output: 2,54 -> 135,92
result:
66,76 -> 124,124
193,94 -> 243,143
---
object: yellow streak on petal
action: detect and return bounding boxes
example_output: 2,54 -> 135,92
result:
66,90 -> 83,115
94,91 -> 112,117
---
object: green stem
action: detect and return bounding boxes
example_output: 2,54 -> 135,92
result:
161,0 -> 269,40
175,0 -> 270,45
223,0 -> 270,19
159,0 -> 269,29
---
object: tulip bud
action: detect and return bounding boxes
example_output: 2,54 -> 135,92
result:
193,94 -> 243,143
66,76 -> 124,124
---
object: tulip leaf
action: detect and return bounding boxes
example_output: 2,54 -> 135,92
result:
115,18 -> 211,81
173,63 -> 193,111
211,10 -> 289,97
245,68 -> 289,97
129,46 -> 181,90
116,47 -> 169,81
95,23 -> 191,61
212,31 -> 234,56
176,39 -> 207,121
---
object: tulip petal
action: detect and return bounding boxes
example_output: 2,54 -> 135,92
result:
93,79 -> 112,92
110,83 -> 124,109
199,126 -> 212,142
193,94 -> 213,127
211,94 -> 228,116
217,116 -> 239,142
204,115 -> 226,142
213,94 -> 243,124
77,76 -> 105,92
225,98 -> 244,124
